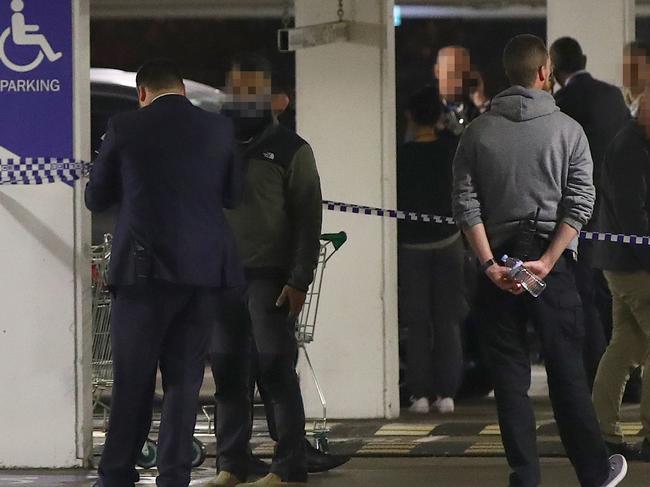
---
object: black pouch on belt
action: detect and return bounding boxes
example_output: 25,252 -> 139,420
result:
511,208 -> 544,261
134,242 -> 152,279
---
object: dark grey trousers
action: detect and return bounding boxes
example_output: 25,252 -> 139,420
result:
398,238 -> 466,399
210,278 -> 307,482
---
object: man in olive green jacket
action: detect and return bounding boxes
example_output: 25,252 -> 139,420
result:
206,54 -> 322,487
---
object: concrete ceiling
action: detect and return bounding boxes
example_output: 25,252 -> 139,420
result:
89,0 -> 650,19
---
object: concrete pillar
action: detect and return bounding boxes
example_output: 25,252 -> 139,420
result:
295,0 -> 399,418
548,0 -> 635,86
0,0 -> 91,467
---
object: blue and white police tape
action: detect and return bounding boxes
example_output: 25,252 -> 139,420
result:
322,199 -> 650,247
3,158 -> 649,248
0,157 -> 90,185
323,199 -> 456,225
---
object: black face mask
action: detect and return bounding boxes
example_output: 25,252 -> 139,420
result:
222,104 -> 274,142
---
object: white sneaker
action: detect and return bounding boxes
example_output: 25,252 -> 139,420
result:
601,454 -> 627,487
435,397 -> 455,414
408,396 -> 430,414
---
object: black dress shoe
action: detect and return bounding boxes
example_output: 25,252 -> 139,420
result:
605,440 -> 642,460
248,455 -> 271,477
305,440 -> 351,473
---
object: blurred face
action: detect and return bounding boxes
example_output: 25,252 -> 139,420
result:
225,67 -> 273,117
434,47 -> 472,100
623,48 -> 650,94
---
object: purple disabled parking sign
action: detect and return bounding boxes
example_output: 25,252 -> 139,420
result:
0,0 -> 73,161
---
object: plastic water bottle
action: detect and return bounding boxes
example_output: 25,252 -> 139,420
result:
501,255 -> 547,298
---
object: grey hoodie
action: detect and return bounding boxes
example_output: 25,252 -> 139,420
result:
452,86 -> 595,253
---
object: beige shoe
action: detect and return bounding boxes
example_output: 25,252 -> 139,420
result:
202,471 -> 243,487
239,473 -> 306,486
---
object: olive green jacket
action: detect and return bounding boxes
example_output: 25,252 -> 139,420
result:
226,122 -> 323,291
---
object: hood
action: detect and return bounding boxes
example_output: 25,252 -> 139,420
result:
490,86 -> 559,122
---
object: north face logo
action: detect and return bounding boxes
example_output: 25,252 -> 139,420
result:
263,152 -> 275,160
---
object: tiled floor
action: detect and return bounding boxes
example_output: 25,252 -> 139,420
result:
3,458 -> 650,486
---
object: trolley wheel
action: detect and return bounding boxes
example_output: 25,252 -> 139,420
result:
191,437 -> 207,468
136,439 -> 158,469
314,435 -> 329,453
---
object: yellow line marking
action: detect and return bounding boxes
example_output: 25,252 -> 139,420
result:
480,422 -> 544,435
620,422 -> 643,435
376,423 -> 437,436
465,441 -> 505,454
379,423 -> 437,430
479,425 -> 501,435
376,430 -> 431,436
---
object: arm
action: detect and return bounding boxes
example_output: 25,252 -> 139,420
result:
524,223 -> 578,279
463,223 -> 521,293
451,130 -> 483,230
222,121 -> 244,209
525,132 -> 595,278
452,132 -> 519,293
85,119 -> 120,212
285,144 -> 323,292
560,129 -> 596,234
276,144 -> 323,316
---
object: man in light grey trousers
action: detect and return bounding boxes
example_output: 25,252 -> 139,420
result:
452,34 -> 627,487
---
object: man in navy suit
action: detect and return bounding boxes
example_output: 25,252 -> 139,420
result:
550,38 -> 631,392
86,59 -> 243,487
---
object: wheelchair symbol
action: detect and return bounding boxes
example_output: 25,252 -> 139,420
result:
0,0 -> 61,73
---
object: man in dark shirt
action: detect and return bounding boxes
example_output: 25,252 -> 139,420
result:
592,91 -> 650,462
398,86 -> 464,415
623,41 -> 650,117
550,37 -> 631,389
433,46 -> 489,137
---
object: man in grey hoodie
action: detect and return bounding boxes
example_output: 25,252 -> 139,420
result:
453,34 -> 626,487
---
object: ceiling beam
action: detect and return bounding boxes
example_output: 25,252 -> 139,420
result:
90,0 -> 650,20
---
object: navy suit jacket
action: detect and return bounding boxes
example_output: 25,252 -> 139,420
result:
85,94 -> 245,288
555,72 -> 630,190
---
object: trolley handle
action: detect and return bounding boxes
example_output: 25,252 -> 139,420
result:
320,231 -> 347,251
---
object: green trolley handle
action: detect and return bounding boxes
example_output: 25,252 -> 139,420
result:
320,231 -> 347,251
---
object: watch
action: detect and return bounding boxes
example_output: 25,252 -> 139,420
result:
480,258 -> 497,273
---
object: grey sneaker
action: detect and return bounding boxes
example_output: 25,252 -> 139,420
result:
601,454 -> 628,487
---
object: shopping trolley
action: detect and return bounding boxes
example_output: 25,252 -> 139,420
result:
90,234 -> 207,469
91,234 -> 113,428
296,231 -> 347,453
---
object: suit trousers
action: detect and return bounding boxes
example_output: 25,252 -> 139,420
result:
98,281 -> 217,487
593,271 -> 650,444
476,255 -> 610,487
210,278 -> 307,482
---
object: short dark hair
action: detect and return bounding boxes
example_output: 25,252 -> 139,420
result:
503,34 -> 549,88
407,86 -> 443,127
626,40 -> 650,58
135,59 -> 184,91
229,53 -> 273,79
550,37 -> 587,75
